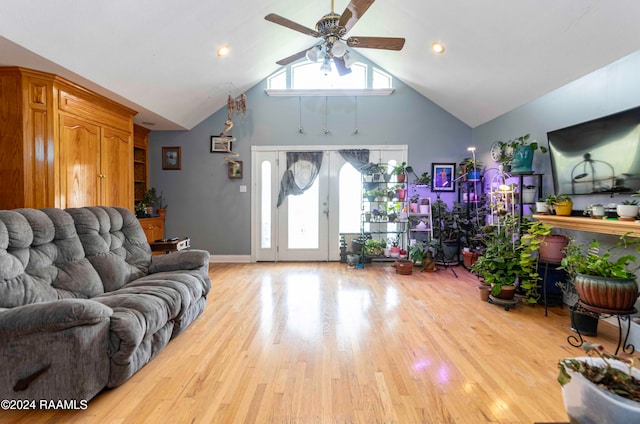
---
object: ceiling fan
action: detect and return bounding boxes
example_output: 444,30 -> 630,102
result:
265,0 -> 405,75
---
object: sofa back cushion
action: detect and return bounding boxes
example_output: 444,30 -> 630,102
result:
0,208 -> 103,308
66,207 -> 151,292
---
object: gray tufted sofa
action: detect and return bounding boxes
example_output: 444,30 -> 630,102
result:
0,206 -> 211,403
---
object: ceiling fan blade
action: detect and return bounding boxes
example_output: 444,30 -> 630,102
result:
347,36 -> 405,50
338,0 -> 375,34
276,49 -> 309,66
265,13 -> 320,38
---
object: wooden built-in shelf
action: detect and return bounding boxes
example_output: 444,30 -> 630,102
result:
533,214 -> 640,237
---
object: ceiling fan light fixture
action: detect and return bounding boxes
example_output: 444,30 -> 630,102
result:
342,51 -> 355,68
331,39 -> 347,58
217,45 -> 231,57
431,42 -> 445,54
320,57 -> 332,75
306,46 -> 319,62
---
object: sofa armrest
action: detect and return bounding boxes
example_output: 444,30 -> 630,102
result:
0,299 -> 113,337
148,249 -> 210,274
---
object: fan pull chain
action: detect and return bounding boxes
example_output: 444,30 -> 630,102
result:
353,96 -> 359,134
323,96 -> 330,134
298,97 -> 304,134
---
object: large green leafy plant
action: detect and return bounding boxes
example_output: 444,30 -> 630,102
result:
560,234 -> 640,279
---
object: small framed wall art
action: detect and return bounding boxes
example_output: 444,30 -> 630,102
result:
228,161 -> 243,179
431,162 -> 456,191
211,136 -> 233,153
162,146 -> 182,170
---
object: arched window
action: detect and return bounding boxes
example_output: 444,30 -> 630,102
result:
266,60 -> 393,91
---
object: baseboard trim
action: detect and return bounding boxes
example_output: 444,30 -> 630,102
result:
210,255 -> 252,263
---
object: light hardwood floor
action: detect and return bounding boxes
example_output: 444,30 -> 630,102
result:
4,262 -> 623,423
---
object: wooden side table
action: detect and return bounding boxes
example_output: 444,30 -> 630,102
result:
149,237 -> 190,254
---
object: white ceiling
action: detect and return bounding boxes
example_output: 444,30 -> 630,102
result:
2,0 -> 640,131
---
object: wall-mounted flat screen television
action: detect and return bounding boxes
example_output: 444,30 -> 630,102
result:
547,106 -> 640,195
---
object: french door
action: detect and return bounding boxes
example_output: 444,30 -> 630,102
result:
252,146 -> 407,262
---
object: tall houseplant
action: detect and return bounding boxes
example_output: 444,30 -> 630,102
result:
471,214 -> 521,299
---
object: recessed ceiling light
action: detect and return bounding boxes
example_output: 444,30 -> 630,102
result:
432,42 -> 445,54
217,45 -> 230,57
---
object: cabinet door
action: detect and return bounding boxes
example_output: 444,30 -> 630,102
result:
59,114 -> 101,208
138,217 -> 164,242
101,127 -> 132,208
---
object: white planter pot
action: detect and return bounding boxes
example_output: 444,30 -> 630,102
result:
535,201 -> 549,214
590,205 -> 605,217
560,357 -> 640,424
521,188 -> 537,204
617,204 -> 639,220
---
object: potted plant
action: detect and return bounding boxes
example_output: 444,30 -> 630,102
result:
432,199 -> 462,264
506,133 -> 548,174
392,162 -> 408,183
412,171 -> 432,186
520,184 -> 537,204
518,220 -> 561,304
458,157 -> 483,181
409,193 -> 420,213
617,200 -> 639,221
558,342 -> 640,423
559,234 -> 640,312
471,214 -> 521,299
143,187 -> 161,216
155,191 -> 168,217
363,239 -> 384,257
546,194 -> 573,216
535,198 -> 550,214
135,201 -> 149,218
584,203 -> 606,219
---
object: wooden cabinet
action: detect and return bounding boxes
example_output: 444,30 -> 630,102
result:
0,66 -> 136,210
0,68 -> 55,209
138,217 -> 165,243
133,125 -> 150,203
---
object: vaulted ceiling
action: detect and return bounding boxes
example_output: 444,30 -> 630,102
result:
1,1 -> 639,131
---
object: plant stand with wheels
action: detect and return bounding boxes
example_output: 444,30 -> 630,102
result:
488,295 -> 518,311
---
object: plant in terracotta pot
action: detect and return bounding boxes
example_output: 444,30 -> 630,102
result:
559,234 -> 640,312
558,342 -> 640,423
392,162 -> 408,183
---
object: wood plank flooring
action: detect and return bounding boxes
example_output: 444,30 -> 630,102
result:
3,262 -> 623,423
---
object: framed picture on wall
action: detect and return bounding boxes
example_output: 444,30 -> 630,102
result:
211,136 -> 232,153
431,163 -> 456,191
228,160 -> 243,179
162,146 -> 181,170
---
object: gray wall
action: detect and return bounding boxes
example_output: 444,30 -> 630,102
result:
149,58 -> 471,255
473,49 -> 640,210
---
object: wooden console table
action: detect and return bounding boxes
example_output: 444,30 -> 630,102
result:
150,237 -> 190,254
532,214 -> 640,237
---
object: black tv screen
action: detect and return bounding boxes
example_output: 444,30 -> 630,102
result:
547,106 -> 640,195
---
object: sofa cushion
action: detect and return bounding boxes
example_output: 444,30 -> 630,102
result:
0,209 -> 103,308
67,207 -> 151,292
